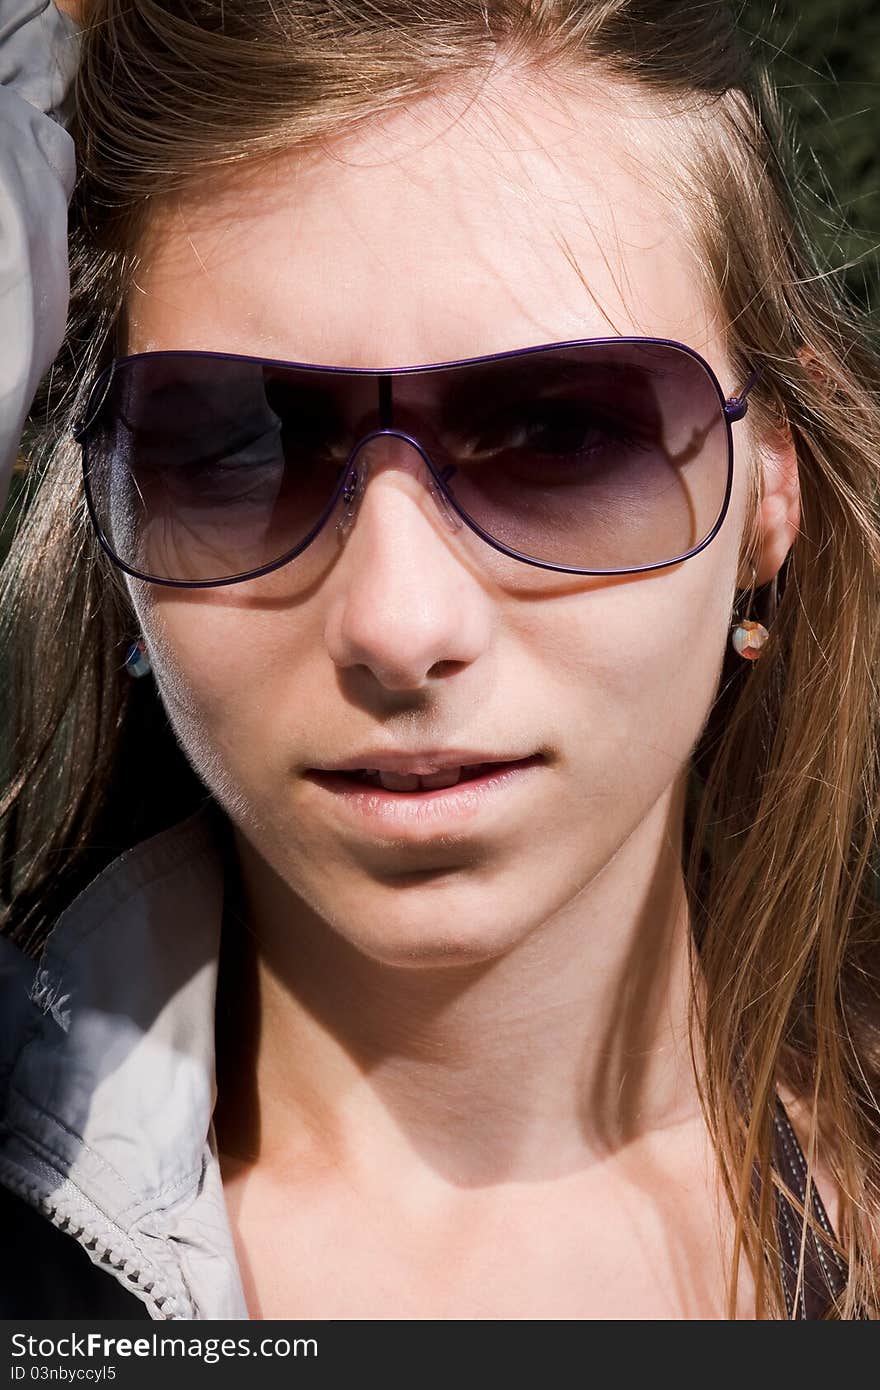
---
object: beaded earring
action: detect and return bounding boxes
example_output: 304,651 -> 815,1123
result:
730,566 -> 774,661
124,637 -> 152,679
731,618 -> 769,660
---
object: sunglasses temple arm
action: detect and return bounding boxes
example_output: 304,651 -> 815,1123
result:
724,366 -> 761,423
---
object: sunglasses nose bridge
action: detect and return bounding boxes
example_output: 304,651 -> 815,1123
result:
334,429 -> 463,546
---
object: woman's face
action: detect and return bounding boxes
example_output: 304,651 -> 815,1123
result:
123,68 -> 779,967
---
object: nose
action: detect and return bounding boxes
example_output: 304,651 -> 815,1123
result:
334,429 -> 463,548
323,430 -> 491,691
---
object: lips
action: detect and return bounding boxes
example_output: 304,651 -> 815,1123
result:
305,755 -> 545,799
304,755 -> 546,832
337,762 -> 501,792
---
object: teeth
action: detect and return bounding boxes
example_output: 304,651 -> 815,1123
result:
352,763 -> 489,791
417,766 -> 466,790
377,770 -> 423,791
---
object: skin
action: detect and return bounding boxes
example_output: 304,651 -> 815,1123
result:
122,64 -> 801,1317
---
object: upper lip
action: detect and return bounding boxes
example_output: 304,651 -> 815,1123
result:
311,750 -> 540,776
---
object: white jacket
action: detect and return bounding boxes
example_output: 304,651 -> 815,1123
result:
0,805 -> 251,1319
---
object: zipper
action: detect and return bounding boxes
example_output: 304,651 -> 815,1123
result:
0,1156 -> 193,1319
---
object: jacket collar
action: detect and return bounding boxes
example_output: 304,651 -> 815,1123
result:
0,802 -> 249,1318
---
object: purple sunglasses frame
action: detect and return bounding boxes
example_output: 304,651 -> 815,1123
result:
75,335 -> 760,590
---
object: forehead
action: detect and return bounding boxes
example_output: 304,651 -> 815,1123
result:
126,65 -> 725,376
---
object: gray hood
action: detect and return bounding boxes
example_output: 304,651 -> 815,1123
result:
0,804 -> 249,1319
0,0 -> 79,513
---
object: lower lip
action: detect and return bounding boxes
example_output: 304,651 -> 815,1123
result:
304,756 -> 545,833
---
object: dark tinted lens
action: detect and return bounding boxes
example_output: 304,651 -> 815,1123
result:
406,340 -> 731,571
83,342 -> 730,583
84,354 -> 364,583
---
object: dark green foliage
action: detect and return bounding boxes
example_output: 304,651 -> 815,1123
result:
738,0 -> 880,314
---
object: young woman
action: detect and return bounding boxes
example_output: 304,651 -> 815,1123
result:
1,0 -> 878,1320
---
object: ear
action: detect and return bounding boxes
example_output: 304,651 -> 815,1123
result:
742,421 -> 801,588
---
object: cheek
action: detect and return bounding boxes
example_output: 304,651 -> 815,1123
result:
530,447 -> 751,793
541,551 -> 738,820
130,588 -> 309,829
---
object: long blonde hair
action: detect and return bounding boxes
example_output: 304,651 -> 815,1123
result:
2,0 -> 879,1318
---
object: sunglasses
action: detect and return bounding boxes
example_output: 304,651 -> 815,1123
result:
74,337 -> 758,589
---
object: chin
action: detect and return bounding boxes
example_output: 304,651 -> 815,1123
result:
324,886 -> 535,970
354,930 -> 523,970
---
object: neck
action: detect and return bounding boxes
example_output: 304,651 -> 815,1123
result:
214,776 -> 704,1192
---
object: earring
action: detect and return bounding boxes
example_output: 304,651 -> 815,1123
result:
730,566 -> 771,661
124,637 -> 152,679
